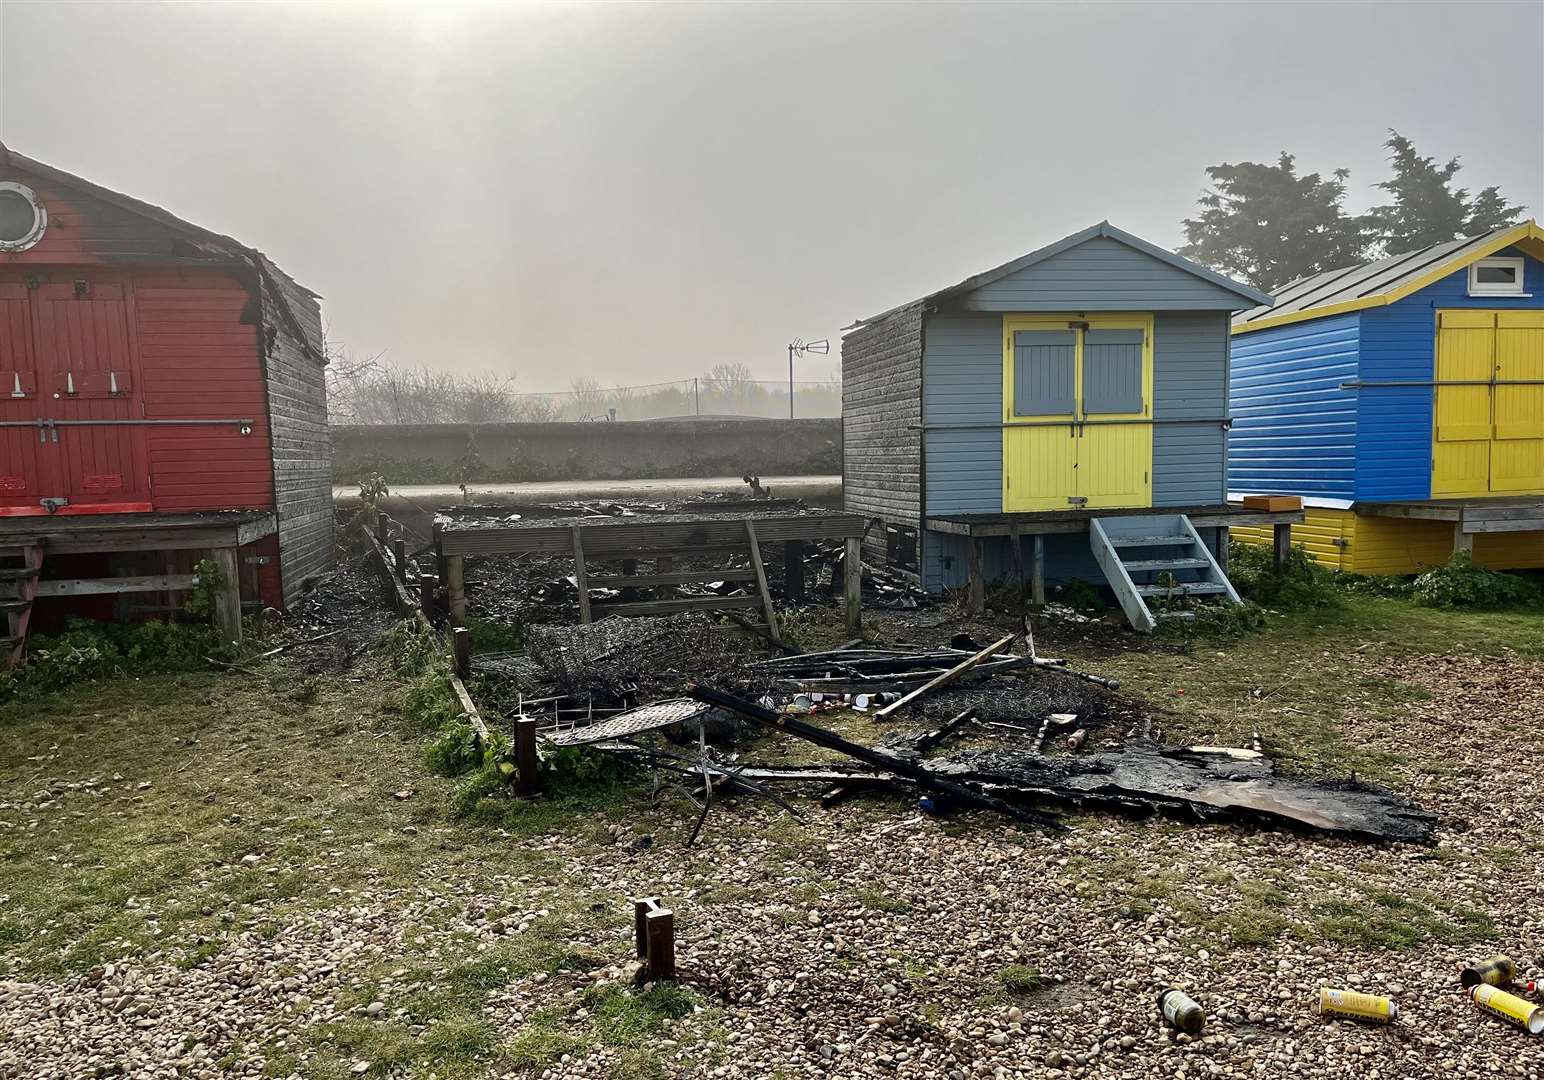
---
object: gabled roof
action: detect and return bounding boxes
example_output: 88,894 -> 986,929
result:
0,143 -> 325,362
1233,220 -> 1544,335
851,220 -> 1272,327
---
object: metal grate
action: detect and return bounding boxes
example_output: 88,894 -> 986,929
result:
545,697 -> 711,746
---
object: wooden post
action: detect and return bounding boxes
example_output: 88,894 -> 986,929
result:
645,908 -> 676,982
393,537 -> 408,585
967,538 -> 985,615
1272,522 -> 1292,570
572,526 -> 592,624
514,716 -> 539,797
1452,523 -> 1473,556
376,512 -> 389,552
209,546 -> 242,647
1010,523 -> 1025,593
452,626 -> 472,679
1031,534 -> 1046,609
656,556 -> 674,574
419,573 -> 439,622
632,896 -> 659,958
744,520 -> 781,645
432,520 -> 448,587
843,536 -> 863,635
783,540 -> 806,602
1216,527 -> 1230,576
446,555 -> 466,628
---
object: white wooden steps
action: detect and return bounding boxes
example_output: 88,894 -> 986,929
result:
1089,515 -> 1240,632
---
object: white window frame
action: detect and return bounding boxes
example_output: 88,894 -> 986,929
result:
1467,256 -> 1526,297
0,182 -> 47,253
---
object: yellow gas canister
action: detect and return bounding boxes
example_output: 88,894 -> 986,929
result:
1318,987 -> 1398,1024
1461,955 -> 1517,989
1470,985 -> 1544,1034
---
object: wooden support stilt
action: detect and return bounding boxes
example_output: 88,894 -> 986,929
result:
514,716 -> 539,797
843,536 -> 863,635
967,538 -> 985,614
1273,522 -> 1293,570
452,625 -> 472,679
572,526 -> 592,624
633,897 -> 658,958
744,520 -> 781,645
419,573 -> 439,622
1452,524 -> 1473,556
393,537 -> 408,585
210,546 -> 243,647
446,555 -> 466,627
645,908 -> 676,981
1010,523 -> 1025,593
783,540 -> 806,602
1216,527 -> 1230,576
1031,534 -> 1046,609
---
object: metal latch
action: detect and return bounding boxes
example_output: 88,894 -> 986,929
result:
39,497 -> 69,514
1068,496 -> 1088,506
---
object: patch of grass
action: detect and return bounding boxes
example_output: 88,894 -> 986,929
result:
0,618 -> 225,704
175,940 -> 223,970
586,983 -> 700,1046
853,887 -> 911,914
1310,889 -> 1496,950
505,1009 -> 589,1069
995,964 -> 1043,994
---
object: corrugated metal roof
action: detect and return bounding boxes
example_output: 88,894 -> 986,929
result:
850,220 -> 1272,329
1234,221 -> 1544,334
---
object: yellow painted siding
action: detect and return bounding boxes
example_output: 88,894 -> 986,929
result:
1233,508 -> 1544,574
1232,507 -> 1349,570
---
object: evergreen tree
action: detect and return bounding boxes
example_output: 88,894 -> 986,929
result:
1365,130 -> 1525,253
1179,153 -> 1370,293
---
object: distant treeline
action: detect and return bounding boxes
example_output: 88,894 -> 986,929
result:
327,358 -> 841,424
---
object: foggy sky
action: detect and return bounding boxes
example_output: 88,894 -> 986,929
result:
1,1 -> 1540,391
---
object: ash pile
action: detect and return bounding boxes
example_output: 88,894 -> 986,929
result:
467,615 -> 1436,847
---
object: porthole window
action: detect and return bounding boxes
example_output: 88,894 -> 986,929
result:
0,182 -> 47,252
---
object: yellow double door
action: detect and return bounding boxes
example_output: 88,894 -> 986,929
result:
1433,310 -> 1544,497
1001,314 -> 1153,512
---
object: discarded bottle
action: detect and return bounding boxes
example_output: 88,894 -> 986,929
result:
1461,955 -> 1517,989
1318,987 -> 1398,1024
1157,987 -> 1205,1035
1470,984 -> 1544,1034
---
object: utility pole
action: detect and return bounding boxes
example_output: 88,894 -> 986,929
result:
788,344 -> 795,419
786,338 -> 829,421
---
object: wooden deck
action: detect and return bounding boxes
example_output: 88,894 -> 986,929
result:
925,503 -> 1305,613
0,510 -> 274,646
1355,496 -> 1544,534
435,510 -> 868,635
925,502 -> 1304,538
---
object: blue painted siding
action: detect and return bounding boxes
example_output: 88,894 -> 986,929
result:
1229,313 -> 1360,499
1354,246 -> 1544,499
963,236 -> 1248,312
922,313 -> 1001,517
1153,312 -> 1229,505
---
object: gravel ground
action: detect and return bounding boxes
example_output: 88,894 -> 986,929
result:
2,651 -> 1542,1078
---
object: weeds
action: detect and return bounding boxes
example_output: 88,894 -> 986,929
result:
1228,542 -> 1342,609
1411,552 -> 1543,610
0,619 -> 224,704
995,964 -> 1044,993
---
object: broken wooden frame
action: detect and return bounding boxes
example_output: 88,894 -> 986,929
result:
435,511 -> 868,635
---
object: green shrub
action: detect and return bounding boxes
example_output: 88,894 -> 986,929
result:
378,618 -> 445,677
1227,541 -> 1341,609
425,720 -> 481,777
1411,552 -> 1543,610
1,619 -> 223,704
1055,578 -> 1106,613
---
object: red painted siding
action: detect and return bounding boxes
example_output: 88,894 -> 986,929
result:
132,271 -> 275,511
